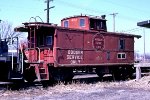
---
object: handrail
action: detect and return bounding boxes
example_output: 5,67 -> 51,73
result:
25,47 -> 41,62
24,47 -> 55,63
38,47 -> 51,62
11,51 -> 13,70
21,51 -> 24,74
29,17 -> 37,23
53,47 -> 59,64
36,47 -> 41,62
19,41 -> 24,74
35,16 -> 44,23
10,37 -> 13,70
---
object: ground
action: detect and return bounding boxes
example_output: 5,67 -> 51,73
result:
0,76 -> 150,100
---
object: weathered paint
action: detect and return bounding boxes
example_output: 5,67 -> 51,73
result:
61,16 -> 89,30
55,28 -> 136,66
14,16 -> 141,81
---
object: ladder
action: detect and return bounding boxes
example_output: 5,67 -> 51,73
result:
28,27 -> 38,62
29,27 -> 36,48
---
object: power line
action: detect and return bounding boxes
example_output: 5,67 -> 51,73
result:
104,0 -> 150,14
120,27 -> 142,33
55,0 -> 147,23
56,0 -> 108,15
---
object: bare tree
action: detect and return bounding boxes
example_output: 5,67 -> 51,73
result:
0,21 -> 23,39
0,21 -> 27,50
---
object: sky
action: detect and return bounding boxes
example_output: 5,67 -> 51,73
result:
0,0 -> 150,54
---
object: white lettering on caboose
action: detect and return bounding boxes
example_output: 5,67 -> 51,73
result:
67,50 -> 83,64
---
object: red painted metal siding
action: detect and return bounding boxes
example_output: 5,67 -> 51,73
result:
55,29 -> 84,65
54,28 -> 135,67
103,35 -> 134,63
61,16 -> 89,30
56,29 -> 84,49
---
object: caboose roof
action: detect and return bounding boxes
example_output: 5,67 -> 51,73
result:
102,31 -> 141,39
14,22 -> 141,39
61,14 -> 106,21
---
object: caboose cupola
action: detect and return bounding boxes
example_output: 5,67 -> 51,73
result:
61,14 -> 107,31
89,15 -> 107,31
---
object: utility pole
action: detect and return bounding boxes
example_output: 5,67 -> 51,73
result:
110,13 -> 118,32
143,28 -> 146,62
44,0 -> 55,23
0,20 -> 2,40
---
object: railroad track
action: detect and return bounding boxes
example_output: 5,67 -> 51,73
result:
0,73 -> 129,90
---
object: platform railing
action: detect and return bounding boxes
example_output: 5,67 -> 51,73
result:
6,37 -> 19,71
25,47 -> 41,63
134,59 -> 150,80
39,47 -> 51,62
19,42 -> 24,74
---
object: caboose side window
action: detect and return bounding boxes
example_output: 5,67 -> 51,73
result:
79,18 -> 85,27
64,20 -> 69,27
119,38 -> 125,50
46,36 -> 52,45
117,53 -> 126,59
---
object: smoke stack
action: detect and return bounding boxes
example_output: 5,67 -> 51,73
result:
101,15 -> 106,19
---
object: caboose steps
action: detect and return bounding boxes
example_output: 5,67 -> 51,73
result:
39,68 -> 48,80
39,68 -> 46,73
36,63 -> 49,81
10,78 -> 23,80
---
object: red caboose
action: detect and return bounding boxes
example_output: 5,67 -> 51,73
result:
15,15 -> 141,83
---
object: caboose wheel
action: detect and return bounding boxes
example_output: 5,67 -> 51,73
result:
54,68 -> 74,82
112,67 -> 121,81
23,66 -> 37,83
41,80 -> 49,88
48,66 -> 74,83
112,66 -> 134,81
95,68 -> 104,80
121,66 -> 134,80
7,79 -> 24,90
112,67 -> 127,81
